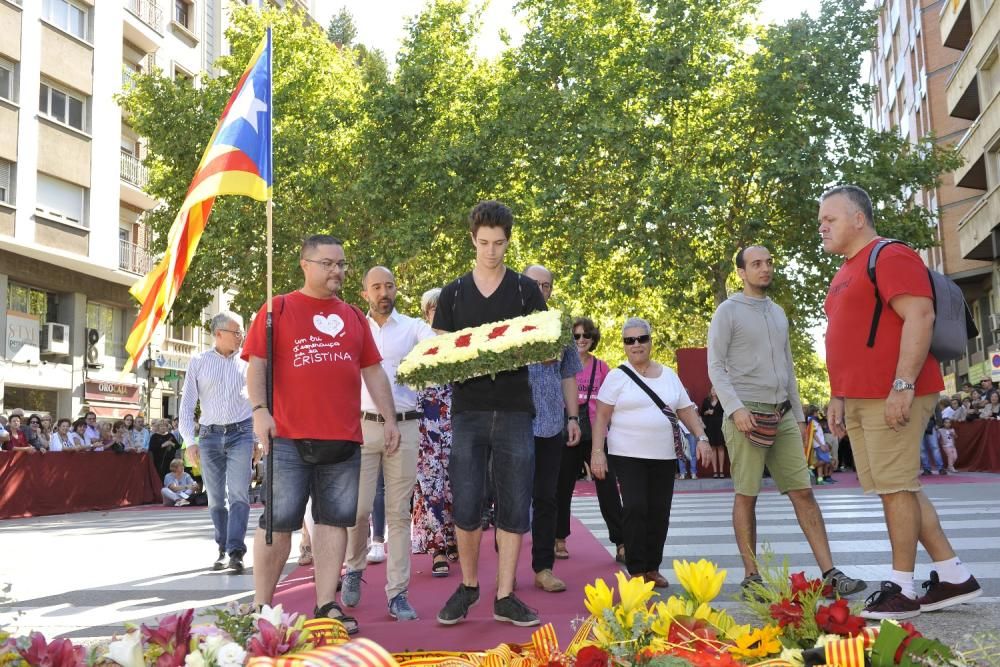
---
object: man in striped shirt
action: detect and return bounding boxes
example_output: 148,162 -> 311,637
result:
180,310 -> 254,574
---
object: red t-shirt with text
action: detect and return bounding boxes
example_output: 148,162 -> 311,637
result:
242,291 -> 382,441
824,238 -> 943,398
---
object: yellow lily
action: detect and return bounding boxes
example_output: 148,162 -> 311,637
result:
616,571 -> 655,615
673,559 -> 727,605
649,601 -> 674,636
728,625 -> 783,660
584,578 -> 614,617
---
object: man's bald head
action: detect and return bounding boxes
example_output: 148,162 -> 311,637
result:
524,264 -> 553,303
361,266 -> 398,319
363,265 -> 394,289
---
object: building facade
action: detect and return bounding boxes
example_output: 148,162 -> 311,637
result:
869,0 -> 993,390
0,0 -> 316,421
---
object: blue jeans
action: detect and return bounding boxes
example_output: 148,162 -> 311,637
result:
198,419 -> 254,555
921,432 -> 943,471
676,433 -> 698,476
449,411 -> 534,534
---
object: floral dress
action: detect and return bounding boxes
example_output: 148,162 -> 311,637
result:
411,384 -> 456,555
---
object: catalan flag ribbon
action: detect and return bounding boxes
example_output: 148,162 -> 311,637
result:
123,28 -> 272,372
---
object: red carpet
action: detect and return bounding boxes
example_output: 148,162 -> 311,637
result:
272,517 -> 620,653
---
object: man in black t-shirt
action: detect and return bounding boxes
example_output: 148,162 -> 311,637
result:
432,201 -> 546,627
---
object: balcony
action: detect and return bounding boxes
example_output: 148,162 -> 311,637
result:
122,54 -> 156,92
940,0 -> 973,51
953,83 -> 1000,188
123,0 -> 163,53
946,0 -> 999,118
119,150 -> 158,210
119,239 -> 154,275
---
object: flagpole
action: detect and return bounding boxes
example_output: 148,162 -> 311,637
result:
264,26 -> 274,546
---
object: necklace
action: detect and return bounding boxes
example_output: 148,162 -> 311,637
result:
635,363 -> 651,377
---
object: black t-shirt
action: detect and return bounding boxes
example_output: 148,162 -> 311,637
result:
433,268 -> 547,413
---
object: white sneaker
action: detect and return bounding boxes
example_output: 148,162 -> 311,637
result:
367,541 -> 387,563
175,499 -> 190,507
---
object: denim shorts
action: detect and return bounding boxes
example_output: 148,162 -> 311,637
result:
449,410 -> 534,534
258,438 -> 361,531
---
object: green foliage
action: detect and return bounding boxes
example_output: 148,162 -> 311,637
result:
123,0 -> 959,400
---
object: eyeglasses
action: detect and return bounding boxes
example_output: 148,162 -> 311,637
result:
573,333 -> 593,340
623,335 -> 651,345
304,258 -> 349,271
219,328 -> 244,338
29,420 -> 40,425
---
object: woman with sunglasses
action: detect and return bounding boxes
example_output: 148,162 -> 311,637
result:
25,414 -> 48,452
554,317 -> 624,563
590,317 -> 709,587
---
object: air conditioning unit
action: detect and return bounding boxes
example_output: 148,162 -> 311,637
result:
85,327 -> 105,369
990,313 -> 1000,334
40,322 -> 70,355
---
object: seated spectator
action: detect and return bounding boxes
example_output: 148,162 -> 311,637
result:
3,415 -> 34,452
980,391 -> 1000,420
149,419 -> 182,479
162,458 -> 200,506
68,419 -> 89,450
49,418 -> 74,452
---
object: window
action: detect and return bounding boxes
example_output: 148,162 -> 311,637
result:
42,0 -> 88,41
7,283 -> 56,329
36,173 -> 86,226
0,59 -> 13,103
87,302 -> 123,358
0,160 -> 12,205
174,0 -> 191,29
39,82 -> 86,132
173,64 -> 194,84
168,322 -> 194,342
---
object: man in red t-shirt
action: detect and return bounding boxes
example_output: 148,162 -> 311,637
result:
243,234 -> 401,635
821,185 -> 981,621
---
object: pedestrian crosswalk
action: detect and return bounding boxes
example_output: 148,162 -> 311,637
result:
571,487 -> 1000,604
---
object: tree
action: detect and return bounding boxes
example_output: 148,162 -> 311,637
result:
326,6 -> 358,47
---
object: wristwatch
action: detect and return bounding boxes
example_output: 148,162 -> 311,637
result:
891,378 -> 915,392
567,416 -> 579,422
697,435 -> 709,443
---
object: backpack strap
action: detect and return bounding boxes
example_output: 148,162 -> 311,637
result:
865,239 -> 909,348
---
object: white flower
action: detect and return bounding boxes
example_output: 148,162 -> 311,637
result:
184,650 -> 208,667
254,603 -> 284,627
199,634 -> 226,658
216,642 -> 247,667
104,630 -> 144,667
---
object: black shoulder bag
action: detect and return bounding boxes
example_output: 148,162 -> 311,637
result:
617,364 -> 688,462
577,359 -> 599,444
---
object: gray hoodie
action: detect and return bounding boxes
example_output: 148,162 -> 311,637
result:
707,293 -> 805,423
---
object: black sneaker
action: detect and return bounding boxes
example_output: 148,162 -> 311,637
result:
212,550 -> 227,571
861,581 -> 920,620
823,568 -> 867,598
740,573 -> 767,603
228,551 -> 245,575
493,593 -> 540,627
437,584 -> 480,625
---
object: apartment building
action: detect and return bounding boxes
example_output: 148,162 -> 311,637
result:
869,0 -> 993,390
0,0 -> 318,421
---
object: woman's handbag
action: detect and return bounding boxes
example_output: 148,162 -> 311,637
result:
617,365 -> 689,462
746,401 -> 791,449
577,359 -> 599,444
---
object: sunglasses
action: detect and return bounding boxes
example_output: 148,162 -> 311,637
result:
623,335 -> 651,345
573,333 -> 593,340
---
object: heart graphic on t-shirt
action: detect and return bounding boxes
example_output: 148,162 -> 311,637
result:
313,313 -> 345,338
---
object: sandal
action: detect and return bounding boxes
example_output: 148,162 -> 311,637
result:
298,544 -> 313,566
314,601 -> 359,635
432,552 -> 450,578
445,545 -> 459,562
554,539 -> 569,560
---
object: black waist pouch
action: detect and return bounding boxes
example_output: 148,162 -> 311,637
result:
295,439 -> 357,465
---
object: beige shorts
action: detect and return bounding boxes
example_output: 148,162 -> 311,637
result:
723,402 -> 811,497
843,394 -> 937,495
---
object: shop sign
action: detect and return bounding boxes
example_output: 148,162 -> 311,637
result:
991,352 -> 1000,382
84,380 -> 141,404
942,373 -> 956,397
5,311 -> 40,364
968,360 -> 989,383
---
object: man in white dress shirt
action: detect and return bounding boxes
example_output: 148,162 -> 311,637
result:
340,266 -> 435,621
180,311 -> 254,574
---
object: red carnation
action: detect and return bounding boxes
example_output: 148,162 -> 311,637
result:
769,598 -> 805,628
423,347 -> 439,356
455,334 -> 472,347
575,645 -> 611,667
815,598 -> 865,637
790,571 -> 822,599
488,325 -> 510,339
522,325 -> 538,331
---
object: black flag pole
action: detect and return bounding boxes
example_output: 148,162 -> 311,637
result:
264,26 -> 274,546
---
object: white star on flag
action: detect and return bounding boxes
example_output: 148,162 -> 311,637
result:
220,76 -> 267,134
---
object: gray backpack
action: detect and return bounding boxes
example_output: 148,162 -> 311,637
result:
866,239 -> 978,363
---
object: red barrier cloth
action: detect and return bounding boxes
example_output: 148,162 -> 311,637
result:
953,421 -> 1000,473
0,451 -> 162,519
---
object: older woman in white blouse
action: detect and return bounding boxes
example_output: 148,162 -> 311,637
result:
590,317 -> 708,587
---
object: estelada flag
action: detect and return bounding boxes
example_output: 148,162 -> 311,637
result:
123,28 -> 272,372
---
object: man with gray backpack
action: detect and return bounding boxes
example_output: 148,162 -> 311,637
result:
820,184 -> 981,620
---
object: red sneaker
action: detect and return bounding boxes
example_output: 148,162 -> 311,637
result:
917,571 -> 982,612
860,581 -> 920,620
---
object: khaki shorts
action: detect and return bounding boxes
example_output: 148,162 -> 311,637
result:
843,394 -> 936,495
723,401 -> 811,496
